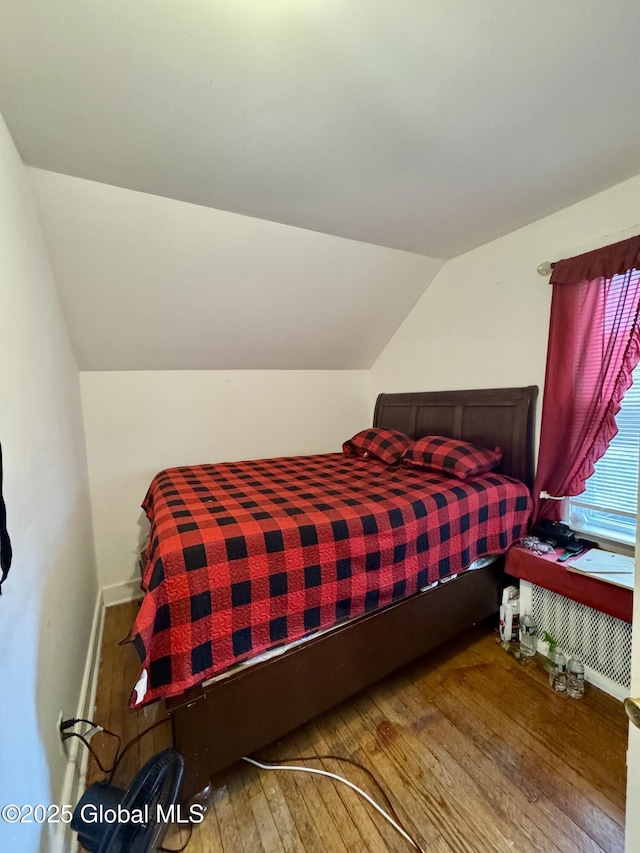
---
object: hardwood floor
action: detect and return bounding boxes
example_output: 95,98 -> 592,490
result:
85,601 -> 627,852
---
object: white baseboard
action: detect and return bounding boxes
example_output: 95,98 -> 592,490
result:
53,588 -> 105,853
583,665 -> 629,702
52,579 -> 143,849
102,578 -> 143,607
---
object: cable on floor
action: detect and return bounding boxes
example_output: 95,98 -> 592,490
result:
243,755 -> 426,853
260,752 -> 401,824
106,717 -> 171,784
63,715 -> 171,783
62,732 -> 117,775
59,718 -> 121,774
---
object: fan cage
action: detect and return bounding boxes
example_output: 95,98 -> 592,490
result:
531,584 -> 632,689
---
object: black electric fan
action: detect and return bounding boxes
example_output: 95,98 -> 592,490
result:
71,749 -> 184,853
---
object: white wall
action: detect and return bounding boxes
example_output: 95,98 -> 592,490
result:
371,174 -> 640,414
30,168 -> 442,372
0,115 -> 97,852
80,370 -> 371,590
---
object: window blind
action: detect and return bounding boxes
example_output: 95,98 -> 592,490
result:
569,360 -> 640,543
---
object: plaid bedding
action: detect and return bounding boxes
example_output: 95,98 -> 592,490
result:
343,428 -> 413,465
402,435 -> 503,480
130,453 -> 531,706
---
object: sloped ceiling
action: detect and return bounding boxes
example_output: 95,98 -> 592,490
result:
2,1 -> 640,259
30,169 -> 442,370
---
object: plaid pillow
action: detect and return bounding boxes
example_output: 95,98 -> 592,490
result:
343,428 -> 413,465
402,436 -> 503,480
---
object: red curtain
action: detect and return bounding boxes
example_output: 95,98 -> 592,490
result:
533,235 -> 640,522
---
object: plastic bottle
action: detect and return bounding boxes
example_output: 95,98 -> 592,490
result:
519,612 -> 537,657
567,656 -> 585,698
548,649 -> 567,691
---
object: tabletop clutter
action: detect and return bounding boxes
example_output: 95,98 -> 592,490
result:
499,585 -> 585,698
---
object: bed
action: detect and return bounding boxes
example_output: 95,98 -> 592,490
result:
131,386 -> 537,800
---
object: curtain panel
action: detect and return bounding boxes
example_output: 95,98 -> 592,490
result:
533,236 -> 640,523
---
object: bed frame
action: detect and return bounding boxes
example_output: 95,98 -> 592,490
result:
165,386 -> 537,800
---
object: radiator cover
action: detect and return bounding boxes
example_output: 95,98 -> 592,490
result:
529,583 -> 631,697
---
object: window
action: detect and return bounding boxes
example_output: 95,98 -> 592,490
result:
567,362 -> 640,545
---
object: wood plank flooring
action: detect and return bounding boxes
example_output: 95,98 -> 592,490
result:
85,601 -> 628,852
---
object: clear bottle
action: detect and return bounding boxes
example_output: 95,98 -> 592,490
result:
548,649 -> 567,692
519,612 -> 537,658
567,656 -> 585,698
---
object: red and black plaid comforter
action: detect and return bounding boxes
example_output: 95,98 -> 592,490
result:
130,454 -> 531,706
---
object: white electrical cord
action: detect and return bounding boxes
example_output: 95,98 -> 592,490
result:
242,756 -> 426,853
82,724 -> 103,742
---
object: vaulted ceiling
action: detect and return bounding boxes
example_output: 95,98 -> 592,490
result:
30,168 -> 442,370
2,1 -> 640,260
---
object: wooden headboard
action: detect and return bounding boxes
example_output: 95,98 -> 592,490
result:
374,386 -> 538,488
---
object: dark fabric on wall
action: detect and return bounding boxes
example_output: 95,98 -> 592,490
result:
550,234 -> 640,287
0,442 -> 12,594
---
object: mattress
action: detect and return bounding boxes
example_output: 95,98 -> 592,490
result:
130,453 -> 531,706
